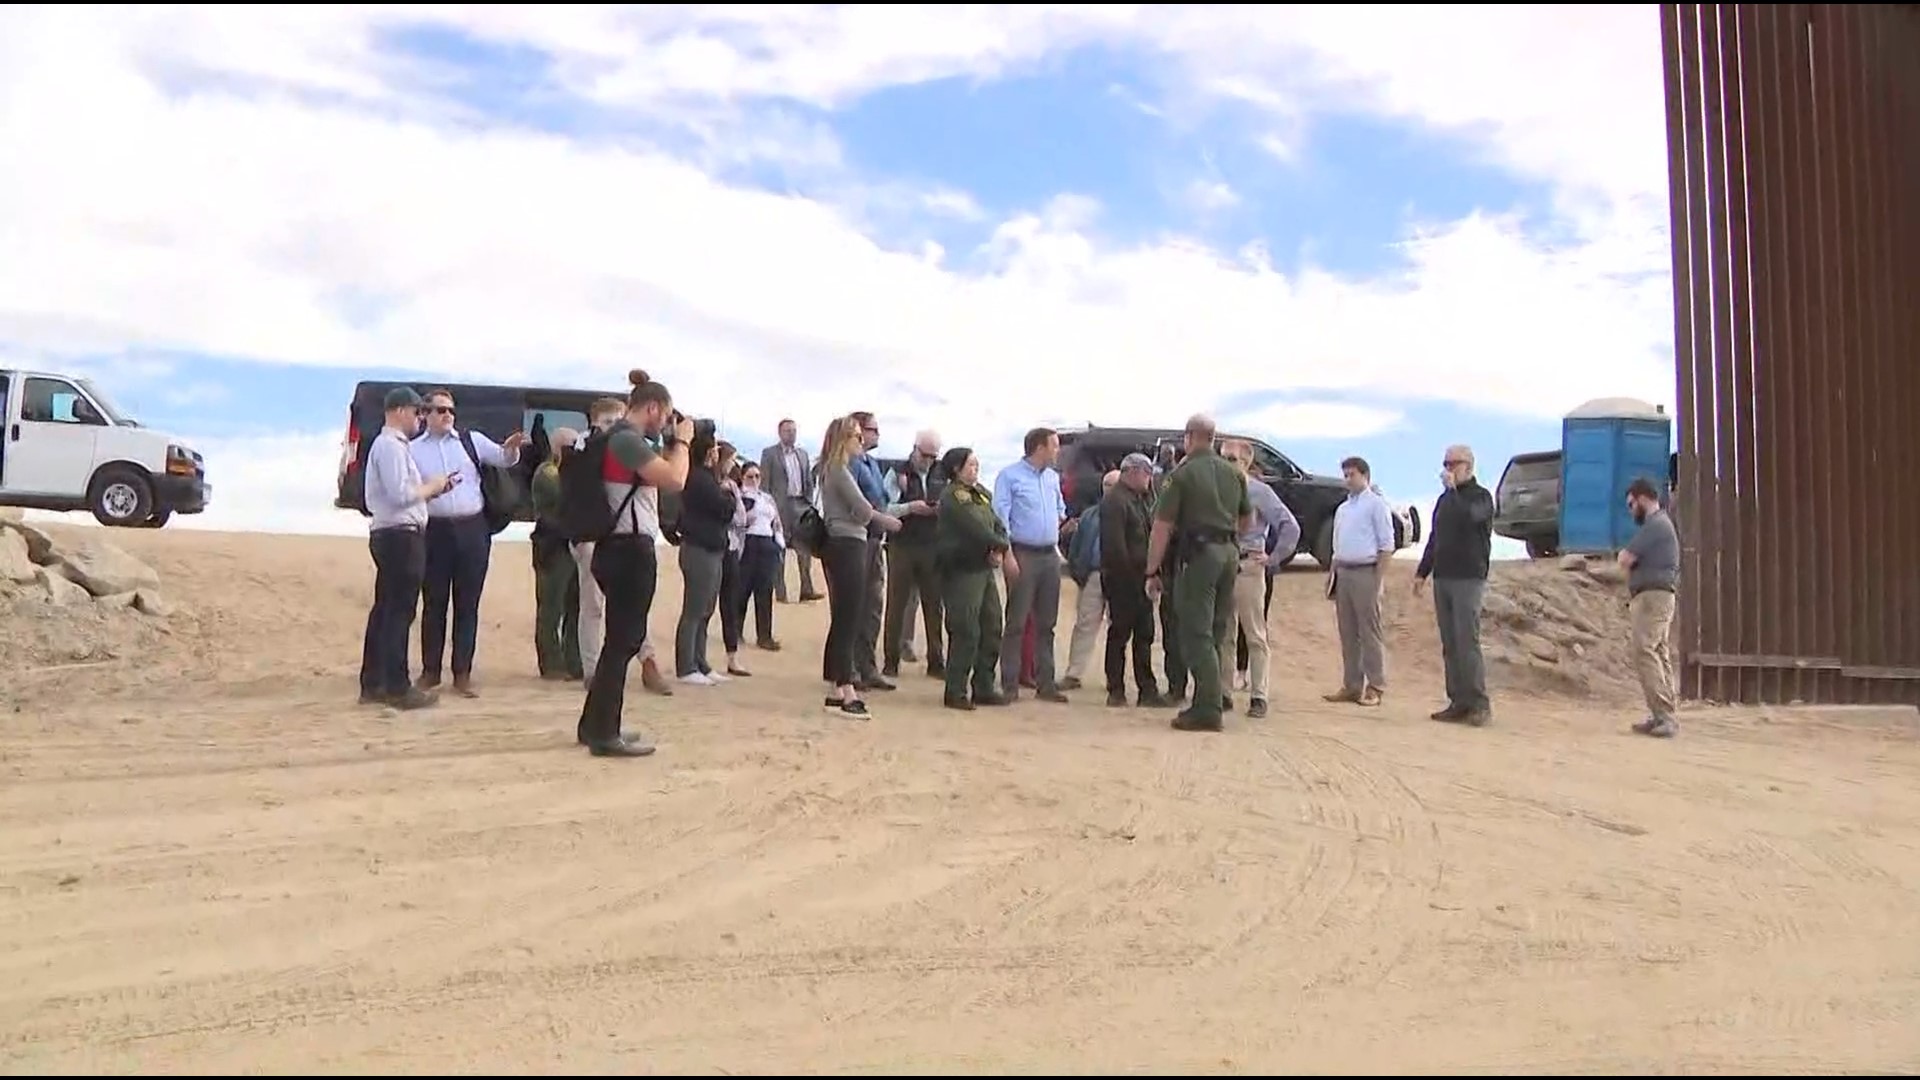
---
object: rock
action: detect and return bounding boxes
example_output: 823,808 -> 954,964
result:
1521,633 -> 1561,663
134,590 -> 173,618
97,591 -> 138,610
1586,561 -> 1627,586
34,565 -> 92,607
2,519 -> 54,564
1559,554 -> 1589,572
0,507 -> 22,523
51,539 -> 159,598
0,529 -> 35,584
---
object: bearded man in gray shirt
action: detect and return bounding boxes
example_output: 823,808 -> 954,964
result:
1618,476 -> 1682,738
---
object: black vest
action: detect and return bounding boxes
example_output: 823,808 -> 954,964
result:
894,460 -> 948,546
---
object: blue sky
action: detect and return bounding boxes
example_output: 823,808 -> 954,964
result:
0,5 -> 1677,544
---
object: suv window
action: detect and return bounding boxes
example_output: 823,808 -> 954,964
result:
22,377 -> 103,425
1245,441 -> 1299,480
1502,459 -> 1559,487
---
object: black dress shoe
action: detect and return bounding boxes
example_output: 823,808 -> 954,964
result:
973,691 -> 1011,707
1171,709 -> 1223,733
1247,698 -> 1269,720
859,676 -> 897,692
944,695 -> 976,711
1037,687 -> 1070,704
392,687 -> 439,711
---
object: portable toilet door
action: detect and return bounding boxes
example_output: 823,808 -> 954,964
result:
1558,397 -> 1674,554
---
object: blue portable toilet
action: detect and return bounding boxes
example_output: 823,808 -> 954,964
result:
1558,397 -> 1674,554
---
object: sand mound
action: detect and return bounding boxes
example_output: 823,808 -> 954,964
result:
1479,556 -> 1640,697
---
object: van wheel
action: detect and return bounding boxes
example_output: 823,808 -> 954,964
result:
90,467 -> 154,528
1312,518 -> 1335,568
1525,537 -> 1559,560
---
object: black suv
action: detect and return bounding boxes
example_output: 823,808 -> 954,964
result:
1054,426 -> 1420,568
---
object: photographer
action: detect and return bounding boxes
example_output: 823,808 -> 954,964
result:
566,369 -> 692,759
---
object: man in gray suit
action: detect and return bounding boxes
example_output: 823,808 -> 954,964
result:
760,418 -> 822,603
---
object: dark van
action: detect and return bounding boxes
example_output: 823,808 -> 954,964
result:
334,379 -> 621,522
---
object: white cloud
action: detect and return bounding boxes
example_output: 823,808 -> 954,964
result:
1182,178 -> 1241,214
0,4 -> 1678,535
1223,401 -> 1402,442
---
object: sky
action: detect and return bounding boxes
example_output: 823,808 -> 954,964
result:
0,4 -> 1680,555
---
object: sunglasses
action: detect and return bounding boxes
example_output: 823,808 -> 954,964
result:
424,405 -> 456,417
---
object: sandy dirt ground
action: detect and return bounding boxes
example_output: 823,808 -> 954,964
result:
3,526 -> 1918,1075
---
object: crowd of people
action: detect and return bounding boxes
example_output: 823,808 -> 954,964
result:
355,372 -> 1687,759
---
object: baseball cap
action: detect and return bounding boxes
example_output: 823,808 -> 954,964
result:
383,386 -> 423,410
1120,452 -> 1154,471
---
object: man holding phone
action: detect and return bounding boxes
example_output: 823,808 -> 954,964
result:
409,387 -> 528,698
361,387 -> 455,710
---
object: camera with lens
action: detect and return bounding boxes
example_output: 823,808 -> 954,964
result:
670,409 -> 717,443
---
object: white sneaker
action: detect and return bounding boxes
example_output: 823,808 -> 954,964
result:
679,672 -> 716,686
706,670 -> 732,683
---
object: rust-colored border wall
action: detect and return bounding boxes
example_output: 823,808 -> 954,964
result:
1660,4 -> 1920,704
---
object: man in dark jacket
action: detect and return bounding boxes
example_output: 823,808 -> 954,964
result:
1100,453 -> 1167,708
883,432 -> 949,679
1413,443 -> 1496,725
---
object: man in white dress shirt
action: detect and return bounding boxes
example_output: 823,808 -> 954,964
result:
409,388 -> 526,697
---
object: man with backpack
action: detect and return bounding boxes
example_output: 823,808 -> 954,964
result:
1061,469 -> 1118,691
556,369 -> 692,759
409,388 -> 527,699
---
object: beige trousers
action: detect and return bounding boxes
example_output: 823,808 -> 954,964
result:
1217,558 -> 1271,699
1630,589 -> 1677,721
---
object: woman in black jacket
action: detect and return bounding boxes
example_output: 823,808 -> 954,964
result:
674,436 -> 738,684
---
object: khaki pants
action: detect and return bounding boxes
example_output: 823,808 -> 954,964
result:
1333,562 -> 1387,692
575,540 -> 653,676
1630,589 -> 1677,721
1065,570 -> 1105,682
1217,557 -> 1271,699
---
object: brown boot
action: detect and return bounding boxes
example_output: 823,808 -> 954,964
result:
641,658 -> 674,696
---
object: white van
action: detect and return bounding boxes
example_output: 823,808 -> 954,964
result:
0,367 -> 210,528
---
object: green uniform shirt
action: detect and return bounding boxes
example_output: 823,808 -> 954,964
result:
1153,447 -> 1251,535
937,480 -> 1010,571
530,459 -> 563,521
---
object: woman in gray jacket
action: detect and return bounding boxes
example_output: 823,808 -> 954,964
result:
818,414 -> 900,718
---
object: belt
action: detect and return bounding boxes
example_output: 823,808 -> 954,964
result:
1012,541 -> 1057,552
427,512 -> 484,525
1334,560 -> 1378,569
373,522 -> 423,535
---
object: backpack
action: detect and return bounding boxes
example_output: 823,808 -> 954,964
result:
410,429 -> 520,535
557,421 -> 641,543
1067,501 -> 1102,587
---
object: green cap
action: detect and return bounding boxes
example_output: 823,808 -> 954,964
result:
383,386 -> 423,411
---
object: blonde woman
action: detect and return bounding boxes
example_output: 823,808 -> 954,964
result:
819,415 -> 901,717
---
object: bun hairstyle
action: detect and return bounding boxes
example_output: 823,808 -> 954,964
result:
626,368 -> 672,409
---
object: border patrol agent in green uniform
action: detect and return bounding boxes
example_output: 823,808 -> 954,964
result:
935,446 -> 1014,710
1146,415 -> 1252,731
529,429 -> 584,680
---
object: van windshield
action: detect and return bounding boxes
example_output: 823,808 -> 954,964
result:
78,378 -> 138,426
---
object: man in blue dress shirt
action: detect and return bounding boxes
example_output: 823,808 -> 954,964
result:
992,427 -> 1073,703
409,388 -> 526,697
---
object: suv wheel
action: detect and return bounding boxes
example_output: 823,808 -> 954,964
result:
1312,518 -> 1335,568
1525,537 -> 1559,560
